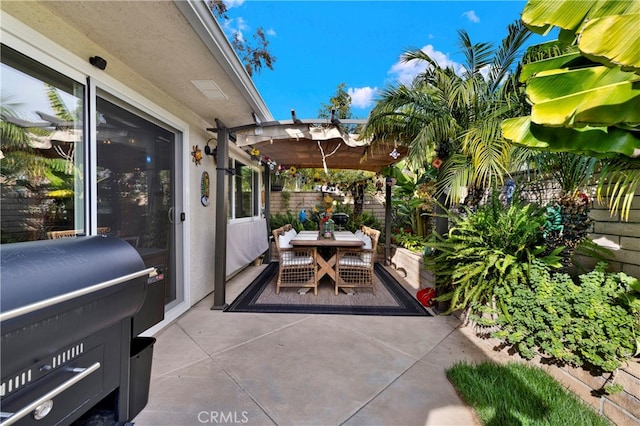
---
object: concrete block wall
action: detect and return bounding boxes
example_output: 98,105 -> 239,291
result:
575,195 -> 640,279
270,190 -> 386,226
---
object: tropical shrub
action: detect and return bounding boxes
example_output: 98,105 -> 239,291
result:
269,211 -> 313,232
427,192 -> 563,316
488,261 -> 639,374
385,164 -> 436,238
270,208 -> 381,235
542,192 -> 594,269
344,211 -> 381,233
392,230 -> 431,254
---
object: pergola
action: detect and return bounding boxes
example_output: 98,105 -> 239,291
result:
207,113 -> 408,309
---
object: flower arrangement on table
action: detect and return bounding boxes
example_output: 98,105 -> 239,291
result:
314,194 -> 336,238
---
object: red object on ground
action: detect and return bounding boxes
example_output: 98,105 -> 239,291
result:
417,287 -> 436,307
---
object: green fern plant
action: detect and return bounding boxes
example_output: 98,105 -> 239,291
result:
428,192 -> 563,317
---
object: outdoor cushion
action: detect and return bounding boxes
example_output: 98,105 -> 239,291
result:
361,234 -> 372,249
282,255 -> 313,266
285,228 -> 297,240
278,233 -> 292,248
360,235 -> 372,263
338,256 -> 369,267
278,234 -> 293,261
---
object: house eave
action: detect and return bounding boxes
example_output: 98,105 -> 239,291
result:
175,0 -> 273,123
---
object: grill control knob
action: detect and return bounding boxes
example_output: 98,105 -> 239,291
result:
33,400 -> 53,420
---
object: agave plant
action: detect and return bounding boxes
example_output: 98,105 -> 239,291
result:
427,191 -> 563,317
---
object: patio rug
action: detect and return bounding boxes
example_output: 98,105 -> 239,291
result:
225,262 -> 430,316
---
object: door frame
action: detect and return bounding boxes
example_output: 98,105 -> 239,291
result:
90,78 -> 191,331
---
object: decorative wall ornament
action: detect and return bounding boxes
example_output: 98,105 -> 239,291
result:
191,145 -> 202,165
200,171 -> 210,206
389,147 -> 400,160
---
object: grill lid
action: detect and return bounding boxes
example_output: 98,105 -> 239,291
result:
1,236 -> 148,315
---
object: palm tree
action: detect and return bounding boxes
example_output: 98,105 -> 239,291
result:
363,20 -> 532,206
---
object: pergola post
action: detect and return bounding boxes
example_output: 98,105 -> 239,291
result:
211,120 -> 229,310
434,190 -> 450,313
384,177 -> 393,266
263,165 -> 272,263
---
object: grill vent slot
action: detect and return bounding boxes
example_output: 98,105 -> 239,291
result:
0,343 -> 86,397
0,368 -> 32,397
52,343 -> 84,368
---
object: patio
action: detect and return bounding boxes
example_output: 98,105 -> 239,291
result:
132,263 -> 488,425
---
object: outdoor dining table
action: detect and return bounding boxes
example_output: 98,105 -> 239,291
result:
290,230 -> 365,285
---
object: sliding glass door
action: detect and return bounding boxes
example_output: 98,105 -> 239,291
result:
96,95 -> 182,308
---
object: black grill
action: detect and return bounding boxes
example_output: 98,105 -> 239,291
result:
1,236 -> 162,425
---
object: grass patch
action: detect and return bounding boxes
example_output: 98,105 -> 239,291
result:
446,361 -> 611,426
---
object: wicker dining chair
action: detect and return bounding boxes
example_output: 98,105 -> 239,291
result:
335,225 -> 380,295
272,224 -> 318,295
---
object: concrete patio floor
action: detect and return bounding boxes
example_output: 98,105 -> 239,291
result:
132,264 -> 489,426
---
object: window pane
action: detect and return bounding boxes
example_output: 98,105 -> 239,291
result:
253,170 -> 260,216
1,45 -> 85,243
96,97 -> 175,242
234,161 -> 253,218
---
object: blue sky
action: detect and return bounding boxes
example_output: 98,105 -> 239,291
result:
220,0 -> 552,120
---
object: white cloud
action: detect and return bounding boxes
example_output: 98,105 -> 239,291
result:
223,0 -> 245,9
388,45 -> 463,85
348,87 -> 378,109
221,16 -> 249,42
234,16 -> 249,32
221,15 -> 276,41
462,10 -> 480,23
479,64 -> 492,80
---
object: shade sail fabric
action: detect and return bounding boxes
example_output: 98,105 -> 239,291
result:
235,123 -> 407,172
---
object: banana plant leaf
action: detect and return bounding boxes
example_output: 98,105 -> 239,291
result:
580,14 -> 640,72
527,66 -> 639,103
502,116 -> 640,158
525,66 -> 640,127
520,47 -> 592,82
522,0 -> 640,37
521,0 -> 594,36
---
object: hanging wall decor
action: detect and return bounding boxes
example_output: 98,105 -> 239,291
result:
200,171 -> 210,206
191,145 -> 202,165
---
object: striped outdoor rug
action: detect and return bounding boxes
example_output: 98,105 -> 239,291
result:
225,262 -> 430,316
